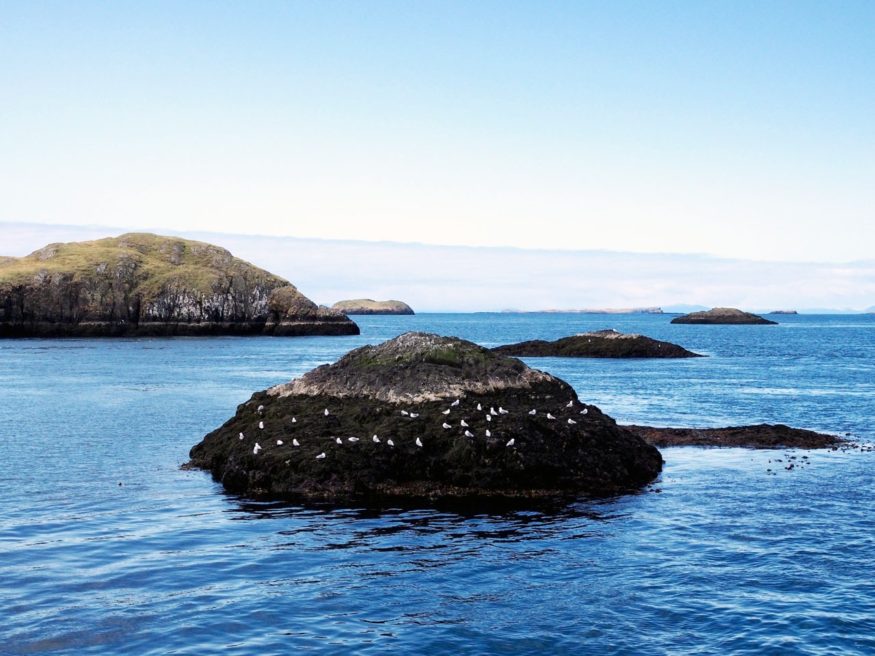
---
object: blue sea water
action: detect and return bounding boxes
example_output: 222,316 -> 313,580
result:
2,313 -> 874,655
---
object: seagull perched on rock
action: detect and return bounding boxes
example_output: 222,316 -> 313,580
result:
292,439 -> 300,447
546,413 -> 556,420
490,407 -> 498,416
348,437 -> 359,443
387,438 -> 395,447
258,421 -> 264,430
460,420 -> 469,427
253,442 -> 262,454
451,399 -> 460,407
528,409 -> 537,416
567,418 -> 576,425
442,423 -> 452,429
410,413 -> 419,418
324,408 -> 330,416
566,400 -> 574,408
416,437 -> 423,448
506,438 -> 515,447
499,407 -> 508,415
485,429 -> 491,437
291,417 -> 297,423
400,410 -> 409,416
372,434 -> 381,443
486,415 -> 492,422
464,430 -> 474,438
335,437 -> 343,445
580,408 -> 588,415
276,439 -> 283,445
257,404 -> 264,414
442,409 -> 451,415
316,452 -> 326,459
477,403 -> 482,411
239,432 -> 245,440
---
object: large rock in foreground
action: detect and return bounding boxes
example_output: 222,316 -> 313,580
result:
331,299 -> 414,315
671,307 -> 777,325
0,233 -> 359,337
188,332 -> 663,502
493,329 -> 702,358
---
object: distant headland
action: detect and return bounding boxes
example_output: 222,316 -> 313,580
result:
331,299 -> 414,315
0,233 -> 359,337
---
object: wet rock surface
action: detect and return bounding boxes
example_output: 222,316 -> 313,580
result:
670,307 -> 777,325
0,233 -> 359,337
493,329 -> 702,358
626,424 -> 844,449
188,332 -> 663,502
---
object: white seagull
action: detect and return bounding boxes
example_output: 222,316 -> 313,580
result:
324,408 -> 330,416
415,437 -> 423,448
499,407 -> 508,414
348,437 -> 359,442
400,410 -> 409,416
292,439 -> 300,447
486,414 -> 492,422
442,423 -> 452,429
477,403 -> 482,411
316,452 -> 326,459
460,420 -> 469,427
451,399 -> 460,407
292,417 -> 297,423
490,407 -> 498,416
485,429 -> 491,437
580,408 -> 588,415
442,409 -> 451,415
335,437 -> 343,445
410,413 -> 419,418
276,439 -> 283,445
239,432 -> 245,440
258,421 -> 264,430
567,418 -> 576,425
566,400 -> 574,408
257,404 -> 265,414
253,442 -> 262,454
372,435 -> 381,443
464,430 -> 474,438
506,438 -> 515,447
387,438 -> 395,447
528,409 -> 537,415
546,413 -> 556,420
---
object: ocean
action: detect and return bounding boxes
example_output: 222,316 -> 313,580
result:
2,313 -> 874,655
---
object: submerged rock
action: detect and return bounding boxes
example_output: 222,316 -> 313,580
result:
493,329 -> 702,358
670,307 -> 777,325
0,233 -> 359,337
188,332 -> 663,502
331,299 -> 414,315
626,424 -> 844,449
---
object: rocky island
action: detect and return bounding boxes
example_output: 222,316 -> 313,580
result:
331,299 -> 414,315
493,329 -> 702,358
670,307 -> 777,325
187,332 -> 663,502
0,233 -> 359,337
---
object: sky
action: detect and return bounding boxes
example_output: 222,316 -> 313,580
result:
1,1 -> 874,263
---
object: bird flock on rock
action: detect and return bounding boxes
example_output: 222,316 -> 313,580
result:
236,397 -> 592,461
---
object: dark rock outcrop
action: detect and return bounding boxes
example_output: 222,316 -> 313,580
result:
626,424 -> 843,449
331,299 -> 414,315
0,233 -> 359,337
670,307 -> 777,325
187,332 -> 663,502
493,329 -> 702,358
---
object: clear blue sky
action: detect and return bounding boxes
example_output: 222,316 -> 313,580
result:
1,1 -> 873,261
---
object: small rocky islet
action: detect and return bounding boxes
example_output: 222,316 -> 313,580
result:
331,299 -> 414,315
187,332 -> 664,502
627,424 -> 844,449
493,329 -> 702,358
0,233 -> 359,337
671,307 -> 777,325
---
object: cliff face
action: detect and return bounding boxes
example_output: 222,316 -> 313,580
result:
0,233 -> 359,337
331,299 -> 414,315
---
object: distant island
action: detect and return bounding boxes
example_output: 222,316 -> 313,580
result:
671,307 -> 777,325
493,329 -> 702,358
502,307 -> 664,314
769,310 -> 798,315
0,233 -> 359,337
331,299 -> 414,315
